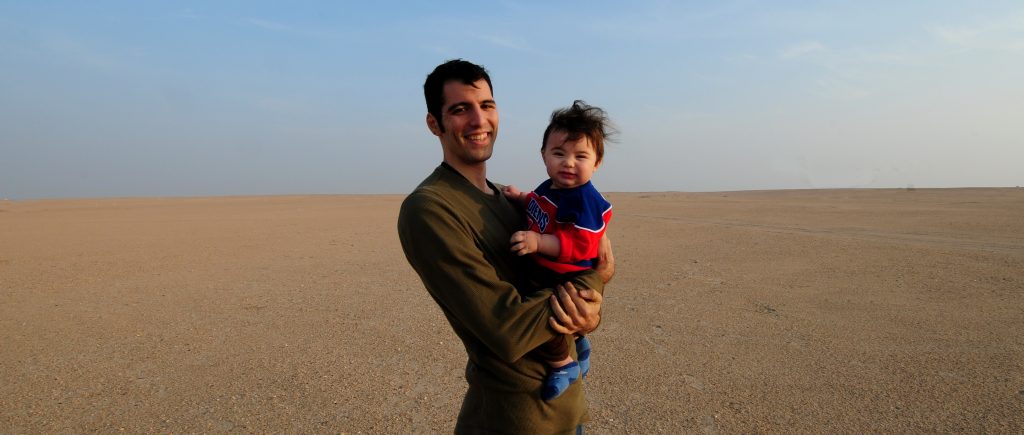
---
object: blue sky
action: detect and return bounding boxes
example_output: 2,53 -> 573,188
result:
2,1 -> 1022,199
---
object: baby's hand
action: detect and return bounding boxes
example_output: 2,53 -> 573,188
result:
503,185 -> 522,201
510,230 -> 541,256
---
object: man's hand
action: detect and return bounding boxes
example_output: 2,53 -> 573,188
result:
548,282 -> 603,335
510,230 -> 541,256
594,233 -> 615,284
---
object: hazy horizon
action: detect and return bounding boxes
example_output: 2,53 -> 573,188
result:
6,185 -> 1024,203
2,1 -> 1022,200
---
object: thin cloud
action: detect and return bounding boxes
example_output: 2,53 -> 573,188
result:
39,33 -> 129,71
578,2 -> 747,41
242,17 -> 343,40
780,41 -> 826,59
724,53 -> 759,64
844,48 -> 909,65
245,17 -> 293,32
426,45 -> 456,57
253,96 -> 310,113
479,34 -> 533,52
171,8 -> 202,20
814,78 -> 869,101
929,10 -> 1024,52
497,0 -> 528,12
474,34 -> 554,57
241,17 -> 354,40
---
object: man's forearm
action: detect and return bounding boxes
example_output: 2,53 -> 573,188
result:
594,234 -> 615,284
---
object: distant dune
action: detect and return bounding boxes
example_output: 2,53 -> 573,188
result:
2,189 -> 1022,432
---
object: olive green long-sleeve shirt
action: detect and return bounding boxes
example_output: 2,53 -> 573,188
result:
398,163 -> 604,434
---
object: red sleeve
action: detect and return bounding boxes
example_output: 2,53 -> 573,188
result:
554,208 -> 612,263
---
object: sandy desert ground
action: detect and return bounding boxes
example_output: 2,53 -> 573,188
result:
2,188 -> 1023,433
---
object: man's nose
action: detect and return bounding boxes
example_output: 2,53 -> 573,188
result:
468,106 -> 485,126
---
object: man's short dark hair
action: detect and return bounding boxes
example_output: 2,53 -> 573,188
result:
542,100 -> 614,164
424,59 -> 493,133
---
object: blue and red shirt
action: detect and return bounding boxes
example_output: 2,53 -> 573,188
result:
524,179 -> 612,274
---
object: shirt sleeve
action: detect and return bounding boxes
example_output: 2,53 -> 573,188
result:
554,208 -> 612,264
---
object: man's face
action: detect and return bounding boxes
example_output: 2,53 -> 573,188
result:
427,79 -> 499,168
542,130 -> 601,189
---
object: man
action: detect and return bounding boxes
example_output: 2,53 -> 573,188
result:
397,59 -> 613,434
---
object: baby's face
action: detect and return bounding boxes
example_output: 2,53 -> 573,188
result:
542,130 -> 601,189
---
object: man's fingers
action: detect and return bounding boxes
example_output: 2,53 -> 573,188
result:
579,288 -> 603,303
549,316 -> 573,334
551,283 -> 605,335
557,284 -> 580,319
549,294 -> 572,326
563,282 -> 590,316
570,286 -> 602,334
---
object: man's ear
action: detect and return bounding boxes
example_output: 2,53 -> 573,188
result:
426,113 -> 443,136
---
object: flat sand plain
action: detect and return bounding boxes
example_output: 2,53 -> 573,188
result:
2,188 -> 1023,433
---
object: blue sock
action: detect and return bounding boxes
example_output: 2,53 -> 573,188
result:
575,336 -> 592,378
542,361 -> 580,401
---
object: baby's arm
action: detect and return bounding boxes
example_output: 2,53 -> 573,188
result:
510,230 -> 560,257
504,185 -> 561,256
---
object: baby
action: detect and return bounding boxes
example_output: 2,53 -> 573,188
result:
503,100 -> 613,400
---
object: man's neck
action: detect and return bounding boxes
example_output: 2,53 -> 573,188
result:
444,160 -> 493,195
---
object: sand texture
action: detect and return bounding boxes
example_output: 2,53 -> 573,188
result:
2,188 -> 1023,433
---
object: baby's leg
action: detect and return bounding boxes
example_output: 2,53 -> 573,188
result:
535,335 -> 580,401
548,355 -> 573,368
533,334 -> 571,365
575,335 -> 592,378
